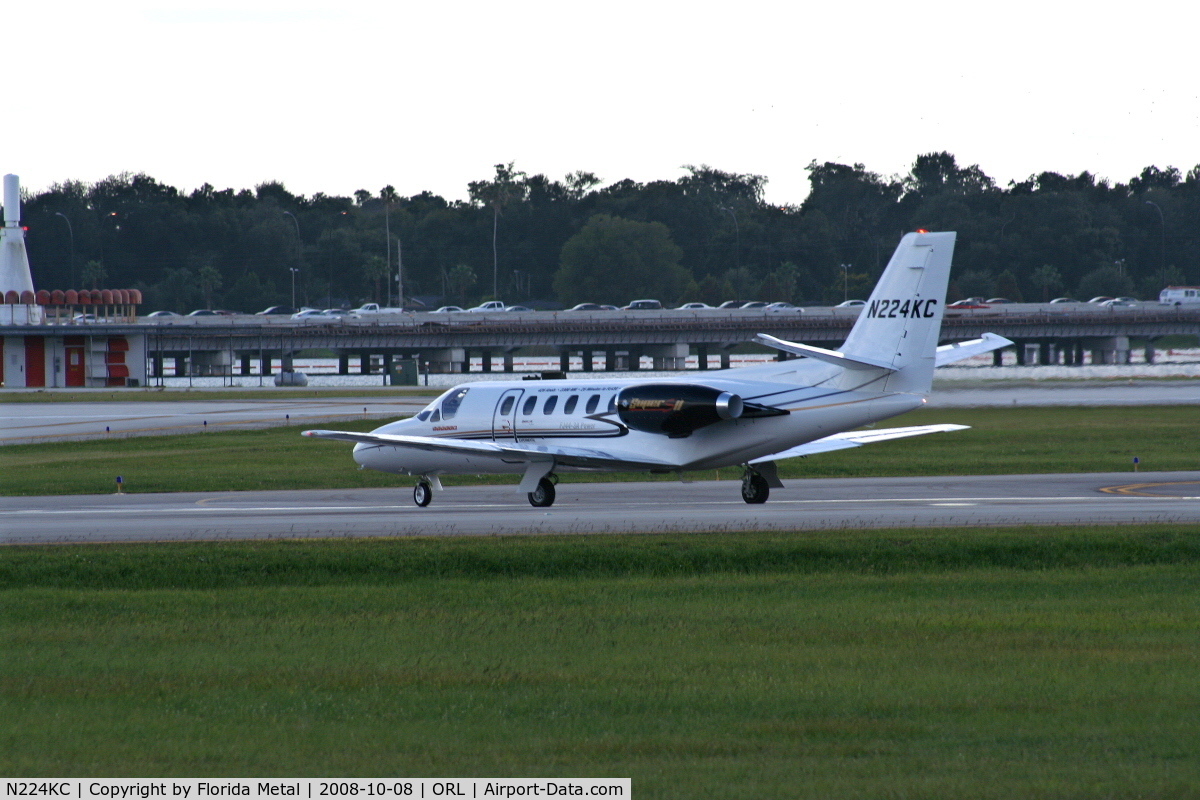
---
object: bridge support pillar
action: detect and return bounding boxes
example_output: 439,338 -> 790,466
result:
261,355 -> 272,375
559,351 -> 570,372
481,351 -> 492,372
281,352 -> 294,372
695,345 -> 709,370
992,348 -> 1004,367
503,352 -> 515,372
152,353 -> 164,378
1015,341 -> 1027,366
240,354 -> 252,376
424,348 -> 466,373
644,343 -> 689,370
582,349 -> 594,372
721,349 -> 732,370
338,354 -> 349,375
1145,343 -> 1156,363
359,353 -> 372,374
1039,341 -> 1052,366
605,350 -> 616,371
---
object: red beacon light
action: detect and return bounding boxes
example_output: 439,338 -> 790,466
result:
915,228 -> 928,234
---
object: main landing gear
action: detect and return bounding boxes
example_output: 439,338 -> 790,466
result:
741,469 -> 769,504
528,475 -> 557,508
413,480 -> 433,507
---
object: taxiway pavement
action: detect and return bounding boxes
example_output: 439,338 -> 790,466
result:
4,472 -> 1198,545
4,380 -> 1199,444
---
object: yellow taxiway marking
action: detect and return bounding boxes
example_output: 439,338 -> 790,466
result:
1099,481 -> 1200,498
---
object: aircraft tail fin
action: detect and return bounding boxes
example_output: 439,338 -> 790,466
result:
835,231 -> 956,394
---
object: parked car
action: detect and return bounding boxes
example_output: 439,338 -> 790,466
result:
431,306 -> 465,313
623,299 -> 663,310
740,301 -> 769,309
504,305 -> 533,312
766,302 -> 802,312
947,298 -> 989,308
187,309 -> 218,316
1049,297 -> 1080,303
145,310 -> 180,318
1100,298 -> 1136,308
985,297 -> 1014,304
256,305 -> 296,315
718,300 -> 747,309
1087,296 -> 1114,304
468,301 -> 507,312
675,302 -> 712,310
835,299 -> 866,308
599,304 -> 620,311
567,303 -> 606,311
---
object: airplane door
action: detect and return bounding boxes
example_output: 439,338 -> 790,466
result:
492,388 -> 524,441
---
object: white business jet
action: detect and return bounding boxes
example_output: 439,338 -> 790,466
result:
304,231 -> 1010,507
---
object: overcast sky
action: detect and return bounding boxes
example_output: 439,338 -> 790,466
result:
10,0 -> 1198,206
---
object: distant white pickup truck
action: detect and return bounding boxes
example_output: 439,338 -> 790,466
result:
350,303 -> 405,315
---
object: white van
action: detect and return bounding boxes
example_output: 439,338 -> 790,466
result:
1159,286 -> 1200,306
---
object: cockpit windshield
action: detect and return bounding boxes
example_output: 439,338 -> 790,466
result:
440,387 -> 469,420
414,387 -> 469,423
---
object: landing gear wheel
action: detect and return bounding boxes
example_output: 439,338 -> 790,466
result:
413,480 -> 433,507
741,472 -> 769,504
528,477 -> 556,507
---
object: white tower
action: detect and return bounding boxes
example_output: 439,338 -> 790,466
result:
1,173 -> 41,324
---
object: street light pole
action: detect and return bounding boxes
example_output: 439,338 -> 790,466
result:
841,264 -> 850,302
283,211 -> 301,308
54,212 -> 74,287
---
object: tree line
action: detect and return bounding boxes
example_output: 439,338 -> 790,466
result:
18,153 -> 1200,313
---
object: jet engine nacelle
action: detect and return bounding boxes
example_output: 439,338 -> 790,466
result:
616,384 -> 743,437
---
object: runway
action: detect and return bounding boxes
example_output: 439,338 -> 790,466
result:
4,472 -> 1198,545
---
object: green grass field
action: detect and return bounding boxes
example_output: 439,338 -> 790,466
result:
3,528 -> 1199,796
2,405 -> 1194,496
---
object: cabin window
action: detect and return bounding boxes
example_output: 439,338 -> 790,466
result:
543,395 -> 558,414
563,394 -> 578,414
585,394 -> 600,414
499,396 -> 515,415
430,408 -> 441,422
416,410 -> 431,421
522,396 -> 538,415
440,387 -> 469,420
607,394 -> 616,412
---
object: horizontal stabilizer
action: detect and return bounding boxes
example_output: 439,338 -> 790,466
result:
753,333 -> 896,371
936,333 -> 1013,366
749,423 -> 969,463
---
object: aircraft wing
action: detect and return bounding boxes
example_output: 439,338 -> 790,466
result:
936,333 -> 1012,366
749,424 -> 969,463
302,429 -> 681,471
